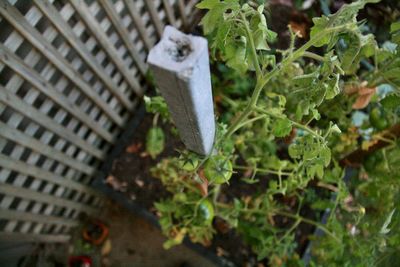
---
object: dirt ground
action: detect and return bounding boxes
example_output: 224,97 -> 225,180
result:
73,200 -> 218,267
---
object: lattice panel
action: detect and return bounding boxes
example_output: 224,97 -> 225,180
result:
0,0 -> 199,243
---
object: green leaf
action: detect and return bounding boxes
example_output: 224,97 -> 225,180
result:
307,163 -> 324,179
197,0 -> 240,34
325,74 -> 340,100
390,21 -> 400,44
381,94 -> 400,109
339,31 -> 362,73
288,144 -> 301,159
320,146 -> 331,167
155,201 -> 176,212
273,118 -> 292,137
144,96 -> 170,120
196,0 -> 219,9
146,127 -> 165,159
310,16 -> 331,47
380,209 -> 396,234
310,0 -> 380,48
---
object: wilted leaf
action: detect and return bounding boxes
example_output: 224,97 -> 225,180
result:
289,21 -> 307,38
101,239 -> 112,256
146,127 -> 165,159
196,170 -> 209,196
105,175 -> 127,192
352,84 -> 376,109
126,142 -> 142,153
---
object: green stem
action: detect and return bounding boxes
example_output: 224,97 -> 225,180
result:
236,114 -> 267,129
239,12 -> 262,77
233,165 -> 292,176
303,51 -> 325,62
291,121 -> 324,141
278,218 -> 301,243
275,210 -> 340,243
223,23 -> 350,142
254,107 -> 324,141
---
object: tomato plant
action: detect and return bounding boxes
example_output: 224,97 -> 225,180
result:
146,0 -> 400,265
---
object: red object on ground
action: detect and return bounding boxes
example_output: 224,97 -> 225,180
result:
68,255 -> 92,267
82,220 -> 109,245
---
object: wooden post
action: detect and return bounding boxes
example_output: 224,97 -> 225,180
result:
147,26 -> 215,155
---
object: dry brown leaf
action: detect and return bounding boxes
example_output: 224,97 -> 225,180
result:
289,21 -> 307,38
126,142 -> 142,153
216,246 -> 230,257
105,175 -> 126,191
140,151 -> 149,158
196,170 -> 209,197
348,81 -> 376,109
135,179 -> 144,187
101,239 -> 112,256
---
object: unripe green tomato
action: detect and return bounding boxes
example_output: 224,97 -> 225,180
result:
178,155 -> 199,172
204,156 -> 232,184
369,107 -> 389,130
173,193 -> 187,202
197,199 -> 214,225
363,150 -> 383,173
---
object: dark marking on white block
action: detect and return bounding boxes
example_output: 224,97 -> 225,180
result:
147,26 -> 215,155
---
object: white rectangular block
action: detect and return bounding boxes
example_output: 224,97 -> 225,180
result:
147,26 -> 215,155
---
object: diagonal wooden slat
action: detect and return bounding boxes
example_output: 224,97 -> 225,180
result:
144,0 -> 164,38
122,0 -> 153,50
0,183 -> 98,214
0,232 -> 70,243
99,0 -> 147,76
0,0 -> 125,127
0,87 -> 104,159
162,0 -> 177,27
0,121 -> 94,176
69,0 -> 144,97
0,209 -> 78,227
0,44 -> 114,143
177,0 -> 188,31
0,154 -> 99,196
33,0 -> 135,116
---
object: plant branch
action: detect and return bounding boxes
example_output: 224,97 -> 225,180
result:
275,210 -> 340,243
239,12 -> 262,78
303,51 -> 325,62
234,165 -> 292,176
254,107 -> 324,140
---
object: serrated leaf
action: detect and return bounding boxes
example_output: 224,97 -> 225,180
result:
288,144 -> 301,159
197,1 -> 240,35
380,209 -> 396,234
196,0 -> 219,9
273,118 -> 292,137
155,201 -> 176,212
310,16 -> 330,47
320,146 -> 331,167
325,73 -> 340,100
340,31 -> 362,73
381,94 -> 400,109
331,124 -> 342,134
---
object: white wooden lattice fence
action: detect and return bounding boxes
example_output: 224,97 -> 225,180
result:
0,0 -> 199,243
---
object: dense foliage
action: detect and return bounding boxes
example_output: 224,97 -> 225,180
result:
145,0 -> 400,265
